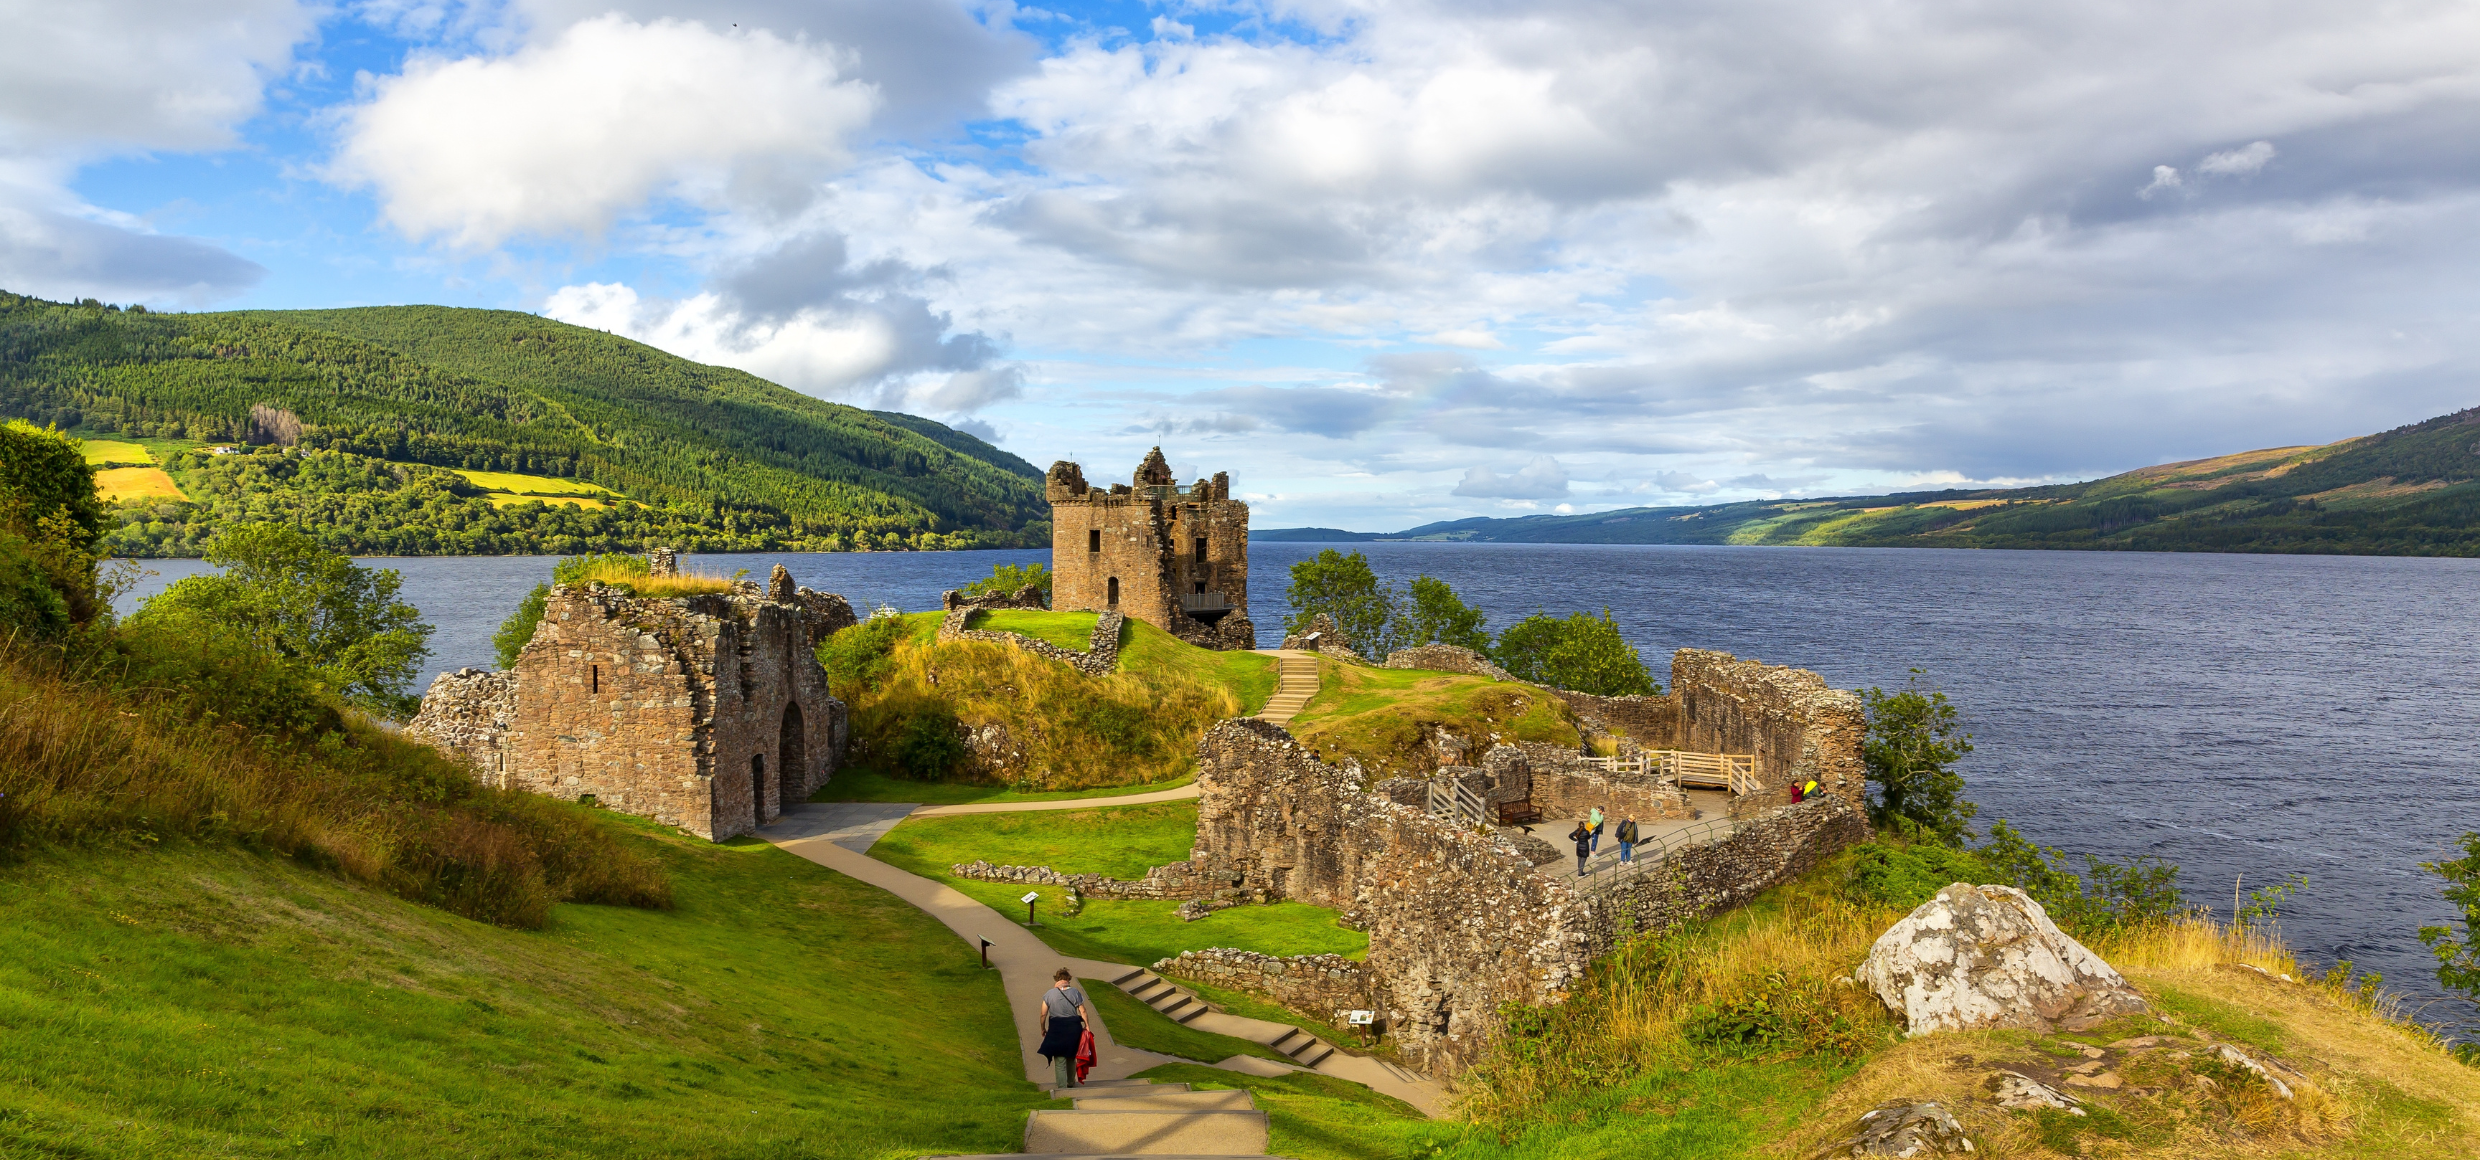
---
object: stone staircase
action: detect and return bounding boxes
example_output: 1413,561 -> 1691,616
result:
1253,652 -> 1320,728
940,1078 -> 1275,1158
1111,967 -> 1336,1069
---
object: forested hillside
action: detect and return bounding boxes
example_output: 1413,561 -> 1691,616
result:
1260,405 -> 2480,555
0,292 -> 1049,557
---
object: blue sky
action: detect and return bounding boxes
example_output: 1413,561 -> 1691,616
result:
8,0 -> 2480,530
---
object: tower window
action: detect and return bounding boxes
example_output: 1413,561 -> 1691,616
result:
1088,529 -> 1101,553
590,664 -> 599,693
1107,577 -> 1119,607
1194,536 -> 1208,560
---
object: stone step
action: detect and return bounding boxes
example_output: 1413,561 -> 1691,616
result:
1110,966 -> 1151,987
1074,1090 -> 1257,1112
1294,1043 -> 1334,1068
1025,1111 -> 1269,1155
1268,1029 -> 1307,1053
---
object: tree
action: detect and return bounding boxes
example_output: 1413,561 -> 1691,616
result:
1860,669 -> 1977,843
1492,609 -> 1659,696
961,561 -> 1051,602
1397,574 -> 1489,652
492,583 -> 550,668
2419,832 -> 2480,1029
1285,549 -> 1395,659
136,524 -> 434,717
0,421 -> 106,630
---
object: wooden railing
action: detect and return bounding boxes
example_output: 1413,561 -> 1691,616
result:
1426,778 -> 1489,829
1581,750 -> 1761,796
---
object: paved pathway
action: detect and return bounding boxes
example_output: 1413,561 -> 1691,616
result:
910,782 -> 1199,817
1523,789 -> 1740,881
1251,649 -> 1320,728
767,800 -> 1447,1118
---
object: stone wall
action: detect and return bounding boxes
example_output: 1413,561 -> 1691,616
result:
1548,689 -> 1681,748
1153,948 -> 1376,1026
949,858 -> 1219,901
407,581 -> 850,841
406,668 -> 518,787
1384,644 -> 1515,681
1670,648 -> 1867,804
1176,716 -> 1868,1077
1466,742 -> 1687,823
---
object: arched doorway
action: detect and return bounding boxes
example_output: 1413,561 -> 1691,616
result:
778,702 -> 805,813
749,754 -> 766,830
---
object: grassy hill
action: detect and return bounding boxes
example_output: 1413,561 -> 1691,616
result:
0,292 -> 1049,557
1258,405 -> 2480,555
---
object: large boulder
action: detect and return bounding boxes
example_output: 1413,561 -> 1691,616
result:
1857,883 -> 2148,1036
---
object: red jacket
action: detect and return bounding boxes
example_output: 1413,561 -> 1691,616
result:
1075,1029 -> 1097,1083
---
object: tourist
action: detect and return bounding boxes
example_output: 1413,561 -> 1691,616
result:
1802,778 -> 1822,802
1587,805 -> 1605,854
1616,817 -> 1638,863
1034,968 -> 1095,1090
1570,821 -> 1592,876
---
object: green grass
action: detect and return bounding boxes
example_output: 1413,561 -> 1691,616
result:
972,609 -> 1100,650
1426,1057 -> 1862,1159
1289,661 -> 1577,778
76,438 -> 154,465
1118,618 -> 1279,713
1079,978 -> 1294,1065
0,818 -> 1052,1158
449,467 -> 621,496
870,804 -> 1369,966
815,767 -> 1194,805
1130,1064 -> 1450,1160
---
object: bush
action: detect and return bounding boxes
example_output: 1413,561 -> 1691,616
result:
961,562 -> 1050,602
493,583 -> 550,668
1840,837 -> 1995,911
1860,669 -> 1976,842
819,615 -> 913,692
2418,831 -> 2480,1015
1978,819 -> 2184,937
1492,608 -> 1659,696
894,708 -> 969,780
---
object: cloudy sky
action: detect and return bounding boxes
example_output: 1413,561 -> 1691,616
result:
6,0 -> 2478,529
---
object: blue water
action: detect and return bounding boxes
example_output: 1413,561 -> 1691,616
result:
117,543 -> 2480,1035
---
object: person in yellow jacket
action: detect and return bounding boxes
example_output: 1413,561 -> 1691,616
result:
1792,778 -> 1822,802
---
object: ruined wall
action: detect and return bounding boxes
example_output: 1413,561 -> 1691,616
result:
410,582 -> 850,842
1153,949 -> 1376,1027
1566,793 -> 1869,956
405,668 -> 518,787
1670,648 -> 1866,804
948,858 -> 1217,901
1548,689 -> 1682,749
1180,717 -> 1868,1077
1383,644 -> 1514,681
1469,742 -> 1687,822
1046,450 -> 1254,649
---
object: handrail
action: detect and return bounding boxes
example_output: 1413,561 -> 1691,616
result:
1575,815 -> 1744,892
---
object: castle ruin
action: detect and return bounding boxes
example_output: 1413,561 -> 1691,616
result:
409,564 -> 856,841
1046,447 -> 1256,649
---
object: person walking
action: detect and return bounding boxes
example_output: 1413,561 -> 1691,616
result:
1570,820 -> 1592,877
1616,817 -> 1638,864
1587,805 -> 1605,855
1033,968 -> 1095,1090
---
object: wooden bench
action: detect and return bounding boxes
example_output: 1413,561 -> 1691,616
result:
1495,795 -> 1543,827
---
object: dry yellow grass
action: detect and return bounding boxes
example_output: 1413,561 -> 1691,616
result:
1775,915 -> 2480,1158
484,493 -> 613,510
562,557 -> 734,597
94,466 -> 185,503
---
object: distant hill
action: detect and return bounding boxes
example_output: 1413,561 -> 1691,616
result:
0,292 -> 1049,556
1256,405 -> 2480,555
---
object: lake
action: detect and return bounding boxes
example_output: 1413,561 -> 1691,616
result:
118,543 -> 2480,1035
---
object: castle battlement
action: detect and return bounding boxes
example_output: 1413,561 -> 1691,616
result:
1047,447 -> 1255,650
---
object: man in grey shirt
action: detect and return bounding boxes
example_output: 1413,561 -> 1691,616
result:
1032,968 -> 1096,1089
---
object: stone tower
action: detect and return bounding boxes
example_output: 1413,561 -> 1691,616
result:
1046,447 -> 1255,649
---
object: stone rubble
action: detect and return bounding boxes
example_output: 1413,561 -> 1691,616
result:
1988,1070 -> 2083,1111
1821,1100 -> 1975,1156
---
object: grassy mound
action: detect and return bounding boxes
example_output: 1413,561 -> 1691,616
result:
828,614 -> 1276,793
0,822 -> 1053,1157
1289,660 -> 1579,778
868,803 -> 1369,966
971,608 -> 1099,650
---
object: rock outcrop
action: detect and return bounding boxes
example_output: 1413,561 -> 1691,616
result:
1821,1100 -> 1975,1156
1857,883 -> 2149,1036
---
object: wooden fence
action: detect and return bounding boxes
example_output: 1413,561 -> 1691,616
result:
1581,750 -> 1761,796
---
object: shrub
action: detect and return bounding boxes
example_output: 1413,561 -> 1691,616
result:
961,562 -> 1050,602
2417,831 -> 2480,1026
1860,669 -> 1977,843
493,583 -> 550,668
1492,609 -> 1659,696
894,708 -> 969,780
1839,837 -> 1995,910
1977,819 -> 2184,937
820,615 -> 913,692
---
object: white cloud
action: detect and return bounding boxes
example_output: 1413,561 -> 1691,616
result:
2197,140 -> 2277,176
1453,456 -> 1570,499
332,15 -> 879,248
0,0 -> 316,154
2138,164 -> 2185,199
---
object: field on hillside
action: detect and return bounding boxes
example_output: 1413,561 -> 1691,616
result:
77,438 -> 153,465
1289,661 -> 1578,777
870,803 -> 1369,966
448,468 -> 621,497
92,465 -> 185,503
0,821 -> 1057,1159
484,493 -> 614,510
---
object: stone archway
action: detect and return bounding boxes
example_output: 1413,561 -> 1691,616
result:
750,753 -> 766,830
778,701 -> 805,813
